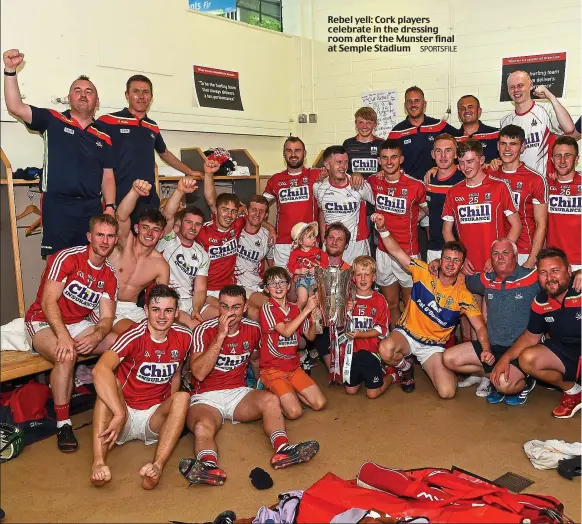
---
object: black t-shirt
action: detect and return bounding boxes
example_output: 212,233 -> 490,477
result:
528,278 -> 581,349
342,136 -> 384,177
455,121 -> 499,164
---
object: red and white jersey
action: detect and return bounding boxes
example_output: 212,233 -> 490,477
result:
25,245 -> 118,324
197,216 -> 246,291
287,247 -> 329,274
260,299 -> 308,372
112,321 -> 192,410
442,176 -> 517,272
368,172 -> 427,255
235,227 -> 273,291
156,231 -> 209,301
496,164 -> 548,254
191,318 -> 261,394
547,173 -> 582,266
500,102 -> 561,177
350,291 -> 389,354
263,167 -> 320,244
313,178 -> 375,243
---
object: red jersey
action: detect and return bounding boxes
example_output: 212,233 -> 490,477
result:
368,172 -> 427,255
496,164 -> 548,254
112,321 -> 192,410
442,176 -> 517,272
547,173 -> 582,266
263,167 -> 320,244
25,245 -> 118,324
191,318 -> 261,394
260,299 -> 308,372
197,216 -> 246,291
350,291 -> 389,354
287,247 -> 329,274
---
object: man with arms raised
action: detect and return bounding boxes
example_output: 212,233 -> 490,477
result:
374,214 -> 488,398
24,215 -> 119,452
493,248 -> 581,419
443,238 -> 539,404
179,285 -> 320,486
107,180 -> 170,333
3,49 -> 116,256
157,177 -> 209,328
234,195 -> 274,320
90,285 -> 191,489
494,125 -> 548,268
314,146 -> 375,264
442,140 -> 521,276
501,71 -> 575,177
425,134 -> 465,263
547,136 -> 581,270
368,139 -> 428,328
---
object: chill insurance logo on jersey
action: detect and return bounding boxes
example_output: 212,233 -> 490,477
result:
458,203 -> 492,223
208,237 -> 238,260
549,194 -> 582,214
215,352 -> 250,372
279,185 -> 309,203
62,280 -> 103,309
376,194 -> 407,215
174,253 -> 199,277
136,362 -> 179,383
351,158 -> 378,173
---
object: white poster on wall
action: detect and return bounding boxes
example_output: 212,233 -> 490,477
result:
361,89 -> 398,137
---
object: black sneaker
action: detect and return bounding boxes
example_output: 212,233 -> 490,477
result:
178,458 -> 226,486
57,423 -> 78,453
398,356 -> 415,393
270,440 -> 320,469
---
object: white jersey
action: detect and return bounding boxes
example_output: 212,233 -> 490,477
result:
156,231 -> 209,301
313,178 -> 375,244
235,227 -> 273,291
500,101 -> 562,177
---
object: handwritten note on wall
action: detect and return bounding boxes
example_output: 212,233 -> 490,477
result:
361,89 -> 398,138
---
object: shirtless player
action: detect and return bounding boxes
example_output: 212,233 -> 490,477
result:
108,180 -> 170,334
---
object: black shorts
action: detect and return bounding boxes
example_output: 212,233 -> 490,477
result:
346,350 -> 385,390
314,327 -> 331,358
472,341 -> 523,375
542,338 -> 581,382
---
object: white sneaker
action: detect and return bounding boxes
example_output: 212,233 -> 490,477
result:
476,377 -> 492,397
457,375 -> 481,388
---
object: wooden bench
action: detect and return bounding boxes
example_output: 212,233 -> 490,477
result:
1,351 -> 96,382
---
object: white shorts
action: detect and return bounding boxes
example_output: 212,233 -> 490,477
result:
25,319 -> 94,348
189,387 -> 253,423
342,239 -> 370,266
518,253 -> 530,266
179,297 -> 193,315
116,403 -> 160,446
206,290 -> 220,299
376,250 -> 414,288
243,286 -> 261,299
394,327 -> 444,366
419,215 -> 430,228
114,301 -> 147,325
427,250 -> 442,263
273,243 -> 292,267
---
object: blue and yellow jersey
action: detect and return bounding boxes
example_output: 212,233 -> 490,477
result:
397,259 -> 481,345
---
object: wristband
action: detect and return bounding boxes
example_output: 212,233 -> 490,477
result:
4,70 -> 16,76
379,229 -> 391,239
105,203 -> 117,211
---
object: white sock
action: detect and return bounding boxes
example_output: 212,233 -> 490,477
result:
565,383 -> 582,395
57,419 -> 72,429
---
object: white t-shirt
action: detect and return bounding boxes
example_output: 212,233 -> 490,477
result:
235,227 -> 273,291
156,231 -> 209,301
313,178 -> 375,244
500,101 -> 562,177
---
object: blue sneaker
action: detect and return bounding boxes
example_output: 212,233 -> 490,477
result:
504,377 -> 536,406
486,389 -> 505,404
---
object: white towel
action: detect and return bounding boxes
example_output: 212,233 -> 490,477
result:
524,439 -> 582,470
0,317 -> 32,352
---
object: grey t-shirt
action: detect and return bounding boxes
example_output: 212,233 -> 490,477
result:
465,265 -> 540,347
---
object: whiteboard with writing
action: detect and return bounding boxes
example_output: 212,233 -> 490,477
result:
361,89 -> 398,138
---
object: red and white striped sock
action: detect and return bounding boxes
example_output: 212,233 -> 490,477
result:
270,430 -> 289,453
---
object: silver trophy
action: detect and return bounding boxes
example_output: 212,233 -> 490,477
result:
314,266 -> 354,332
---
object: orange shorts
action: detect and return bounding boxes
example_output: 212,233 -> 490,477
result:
260,367 -> 315,397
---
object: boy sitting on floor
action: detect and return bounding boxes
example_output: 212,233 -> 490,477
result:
344,256 -> 397,399
259,267 -> 327,419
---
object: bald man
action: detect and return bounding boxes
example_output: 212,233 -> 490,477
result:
500,70 -> 575,177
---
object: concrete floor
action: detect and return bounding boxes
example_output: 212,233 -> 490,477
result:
1,366 -> 580,523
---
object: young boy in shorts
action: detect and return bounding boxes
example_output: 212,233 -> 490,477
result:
344,256 -> 397,399
259,267 -> 327,419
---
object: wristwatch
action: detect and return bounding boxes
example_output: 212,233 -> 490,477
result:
105,203 -> 117,211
